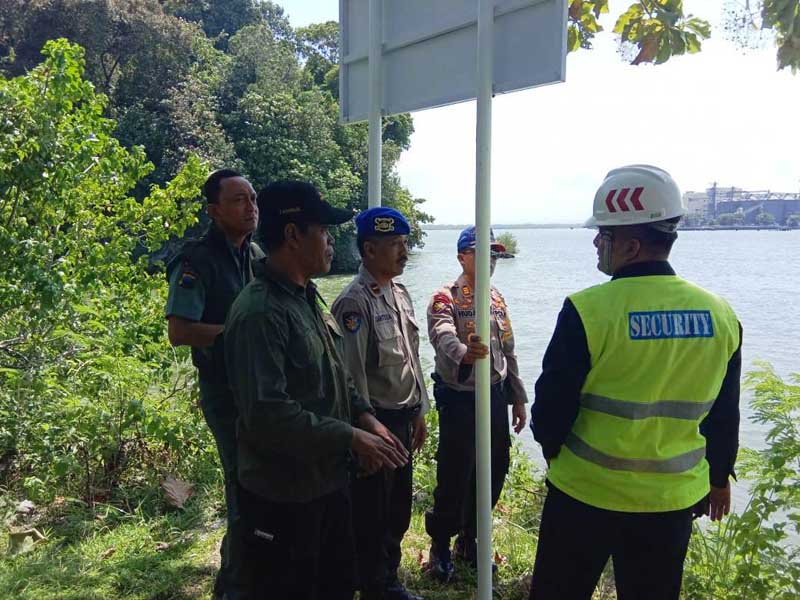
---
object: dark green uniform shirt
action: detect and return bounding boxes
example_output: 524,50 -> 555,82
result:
224,264 -> 372,503
165,223 -> 263,385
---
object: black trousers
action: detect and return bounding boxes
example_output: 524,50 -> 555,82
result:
529,483 -> 693,600
198,379 -> 241,597
425,381 -> 511,545
232,484 -> 356,600
352,407 -> 415,596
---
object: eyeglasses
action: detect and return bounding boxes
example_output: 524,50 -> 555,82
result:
598,228 -> 614,243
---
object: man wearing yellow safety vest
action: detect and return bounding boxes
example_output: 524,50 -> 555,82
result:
529,165 -> 742,600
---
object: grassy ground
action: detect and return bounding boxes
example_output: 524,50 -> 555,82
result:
0,440 -> 620,600
0,487 -> 222,599
0,438 -> 553,600
0,496 -> 538,600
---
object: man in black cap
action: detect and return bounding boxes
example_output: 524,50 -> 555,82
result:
224,180 -> 410,600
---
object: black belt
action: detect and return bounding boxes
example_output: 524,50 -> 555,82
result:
374,404 -> 421,419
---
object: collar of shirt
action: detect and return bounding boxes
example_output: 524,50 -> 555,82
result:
358,264 -> 395,304
612,260 -> 676,280
257,263 -> 315,299
452,273 -> 475,302
207,221 -> 251,255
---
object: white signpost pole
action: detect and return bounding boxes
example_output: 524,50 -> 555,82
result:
367,0 -> 382,208
474,0 -> 494,597
339,2 -> 566,597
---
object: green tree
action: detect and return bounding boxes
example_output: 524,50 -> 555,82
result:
296,20 -> 339,87
0,39 -> 211,502
496,232 -> 519,255
716,212 -> 745,226
568,1 -> 800,71
755,211 -> 776,226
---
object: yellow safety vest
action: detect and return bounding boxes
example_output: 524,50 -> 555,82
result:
547,275 -> 740,512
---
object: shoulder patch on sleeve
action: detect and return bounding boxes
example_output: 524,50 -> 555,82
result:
179,262 -> 199,288
342,311 -> 363,333
431,293 -> 452,314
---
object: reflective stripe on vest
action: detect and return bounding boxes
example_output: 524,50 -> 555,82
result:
564,433 -> 706,474
581,393 -> 715,421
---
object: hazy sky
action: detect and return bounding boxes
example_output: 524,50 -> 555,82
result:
277,1 -> 800,224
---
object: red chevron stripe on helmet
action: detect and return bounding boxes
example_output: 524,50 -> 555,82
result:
605,187 -> 647,213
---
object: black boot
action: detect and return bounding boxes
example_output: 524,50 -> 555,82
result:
454,534 -> 497,573
384,578 -> 423,600
427,540 -> 455,584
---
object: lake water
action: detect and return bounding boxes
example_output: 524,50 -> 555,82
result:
318,228 -> 800,509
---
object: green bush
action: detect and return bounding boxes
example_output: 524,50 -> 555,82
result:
496,232 -> 519,255
0,40 -> 212,504
755,211 -> 776,227
684,365 -> 800,599
715,213 -> 744,226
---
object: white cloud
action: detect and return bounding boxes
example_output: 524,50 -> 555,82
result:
277,0 -> 800,224
398,32 -> 800,224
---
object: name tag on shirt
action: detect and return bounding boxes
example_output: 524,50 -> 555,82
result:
628,310 -> 714,340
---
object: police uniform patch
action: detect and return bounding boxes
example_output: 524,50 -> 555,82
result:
466,321 -> 476,330
432,293 -> 451,314
179,271 -> 197,288
462,285 -> 472,297
342,312 -> 362,333
374,217 -> 396,233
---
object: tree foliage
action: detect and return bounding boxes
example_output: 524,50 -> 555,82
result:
755,211 -> 777,226
0,39 -> 212,502
717,212 -> 745,226
568,1 -> 800,70
0,0 -> 433,258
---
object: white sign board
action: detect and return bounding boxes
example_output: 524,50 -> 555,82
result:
339,0 -> 568,123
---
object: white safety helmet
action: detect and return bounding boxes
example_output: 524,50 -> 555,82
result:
586,165 -> 686,232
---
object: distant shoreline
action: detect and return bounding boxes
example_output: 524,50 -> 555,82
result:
424,223 -> 581,230
424,224 -> 799,232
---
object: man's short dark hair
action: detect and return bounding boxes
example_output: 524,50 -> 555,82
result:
202,169 -> 242,204
258,219 -> 309,252
619,217 -> 681,255
356,234 -> 377,257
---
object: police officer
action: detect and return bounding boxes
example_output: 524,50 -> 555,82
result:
425,226 -> 528,582
529,165 -> 742,600
224,181 -> 410,600
165,169 -> 262,599
332,207 -> 429,600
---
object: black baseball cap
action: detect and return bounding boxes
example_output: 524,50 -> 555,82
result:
257,180 -> 353,226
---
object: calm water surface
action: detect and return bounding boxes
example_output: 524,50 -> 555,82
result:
318,228 -> 800,509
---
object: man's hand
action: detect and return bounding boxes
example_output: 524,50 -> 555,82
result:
351,428 -> 408,472
461,334 -> 489,365
356,412 -> 409,462
511,402 -> 527,434
357,453 -> 383,477
411,413 -> 427,452
707,481 -> 731,521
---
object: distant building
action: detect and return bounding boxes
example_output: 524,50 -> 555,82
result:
682,185 -> 800,226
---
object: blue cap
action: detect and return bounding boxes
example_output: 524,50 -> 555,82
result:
457,226 -> 506,253
355,207 -> 411,237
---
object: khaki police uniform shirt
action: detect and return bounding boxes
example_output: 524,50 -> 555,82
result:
332,265 -> 430,414
427,273 -> 528,404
